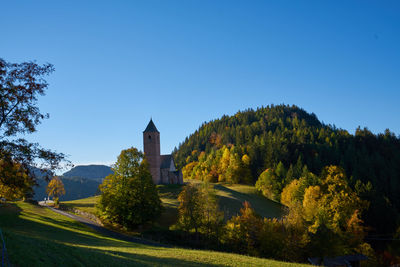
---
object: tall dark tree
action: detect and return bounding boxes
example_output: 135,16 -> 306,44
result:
98,147 -> 162,228
0,58 -> 67,199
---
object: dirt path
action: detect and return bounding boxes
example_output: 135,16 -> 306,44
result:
39,202 -> 169,248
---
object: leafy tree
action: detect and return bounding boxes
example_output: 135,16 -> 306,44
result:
218,146 -> 230,182
46,176 -> 65,206
177,183 -> 203,234
259,218 -> 285,260
0,157 -> 34,200
0,58 -> 66,199
255,169 -> 280,201
225,152 -> 242,184
316,166 -> 367,234
198,184 -> 224,240
281,179 -> 302,208
282,166 -> 369,258
98,147 -> 162,228
223,201 -> 264,256
176,183 -> 224,242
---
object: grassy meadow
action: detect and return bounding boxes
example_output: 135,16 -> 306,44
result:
0,201 -> 309,266
214,184 -> 283,219
62,195 -> 99,214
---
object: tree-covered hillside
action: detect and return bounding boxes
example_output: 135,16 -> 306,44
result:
62,165 -> 113,180
173,104 -> 400,235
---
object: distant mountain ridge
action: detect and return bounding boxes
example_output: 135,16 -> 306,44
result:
62,164 -> 113,180
32,164 -> 113,201
34,177 -> 101,201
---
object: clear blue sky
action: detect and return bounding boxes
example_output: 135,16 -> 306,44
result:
1,1 -> 399,169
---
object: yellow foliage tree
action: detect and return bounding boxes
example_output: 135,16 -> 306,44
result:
319,166 -> 367,233
223,201 -> 264,256
241,154 -> 251,165
302,185 -> 322,225
0,158 -> 34,200
281,179 -> 302,208
46,176 -> 65,206
218,146 -> 230,182
182,161 -> 197,180
281,166 -> 369,258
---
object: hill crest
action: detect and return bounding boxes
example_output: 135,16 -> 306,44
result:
62,164 -> 113,180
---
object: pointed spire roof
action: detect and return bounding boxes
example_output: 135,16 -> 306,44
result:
143,119 -> 159,133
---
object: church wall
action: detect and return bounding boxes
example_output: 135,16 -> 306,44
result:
169,159 -> 176,171
161,169 -> 169,184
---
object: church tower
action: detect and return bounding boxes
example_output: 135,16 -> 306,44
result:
143,119 -> 161,184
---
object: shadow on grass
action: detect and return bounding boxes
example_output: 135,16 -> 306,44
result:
156,206 -> 178,228
0,202 -> 22,215
213,184 -> 283,219
4,229 -> 224,266
1,203 -> 225,266
158,184 -> 184,198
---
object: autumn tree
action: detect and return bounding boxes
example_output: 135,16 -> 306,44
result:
255,168 -> 280,201
223,201 -> 264,256
46,176 -> 65,206
177,183 -> 203,234
98,147 -> 162,228
259,218 -> 286,260
0,58 -> 66,199
0,157 -> 34,200
281,178 -> 302,208
281,165 -> 369,258
240,154 -> 253,184
176,183 -> 224,242
218,146 -> 230,182
225,152 -> 242,184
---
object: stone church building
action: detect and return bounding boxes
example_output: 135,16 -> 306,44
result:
143,119 -> 183,185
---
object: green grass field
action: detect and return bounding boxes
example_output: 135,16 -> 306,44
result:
0,201 -> 309,266
63,182 -> 284,228
62,195 -> 99,214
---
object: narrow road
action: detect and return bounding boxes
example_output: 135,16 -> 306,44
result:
39,202 -> 170,248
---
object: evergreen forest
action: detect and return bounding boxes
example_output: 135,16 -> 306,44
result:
173,104 -> 400,244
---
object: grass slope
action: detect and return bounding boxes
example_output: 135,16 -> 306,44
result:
0,202 -> 308,266
214,184 -> 283,219
63,195 -> 99,214
158,182 -> 283,224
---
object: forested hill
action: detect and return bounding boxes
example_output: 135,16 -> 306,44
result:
173,104 -> 400,234
62,165 -> 113,180
174,104 -> 322,175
